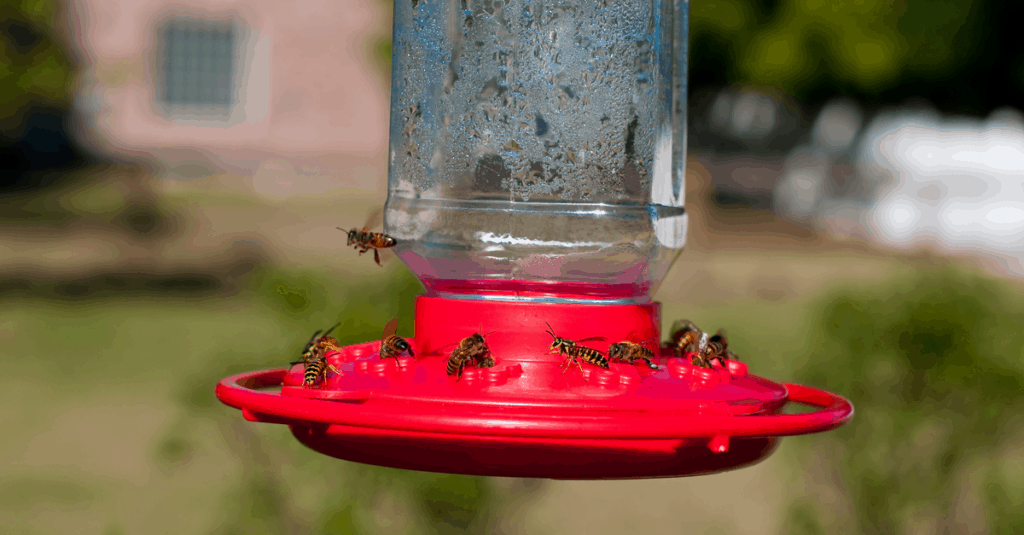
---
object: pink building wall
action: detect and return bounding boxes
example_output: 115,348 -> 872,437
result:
66,0 -> 391,177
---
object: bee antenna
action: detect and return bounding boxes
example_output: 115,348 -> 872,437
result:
323,322 -> 341,336
544,322 -> 556,338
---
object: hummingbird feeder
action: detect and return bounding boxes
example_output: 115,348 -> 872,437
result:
216,0 -> 853,479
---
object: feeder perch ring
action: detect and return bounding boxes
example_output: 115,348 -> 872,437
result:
216,297 -> 853,479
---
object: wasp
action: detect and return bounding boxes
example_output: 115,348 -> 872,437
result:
544,322 -> 609,374
702,328 -> 740,367
379,317 -> 414,367
338,208 -> 397,267
440,332 -> 496,380
290,323 -> 343,387
608,333 -> 659,369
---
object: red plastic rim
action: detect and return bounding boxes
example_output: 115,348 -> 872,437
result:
216,297 -> 854,478
218,368 -> 852,439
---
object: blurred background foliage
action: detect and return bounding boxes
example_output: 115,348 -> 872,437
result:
0,0 -> 71,115
2,0 -> 83,189
780,269 -> 1024,533
690,0 -> 1016,114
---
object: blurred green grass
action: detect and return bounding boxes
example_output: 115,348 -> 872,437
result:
3,257 -> 1023,533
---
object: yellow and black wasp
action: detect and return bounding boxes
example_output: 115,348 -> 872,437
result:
544,322 -> 609,374
338,208 -> 397,267
379,317 -> 414,367
290,323 -> 343,387
608,332 -> 659,369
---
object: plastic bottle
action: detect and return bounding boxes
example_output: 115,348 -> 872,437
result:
385,0 -> 688,303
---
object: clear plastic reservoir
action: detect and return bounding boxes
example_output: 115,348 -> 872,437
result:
384,0 -> 689,303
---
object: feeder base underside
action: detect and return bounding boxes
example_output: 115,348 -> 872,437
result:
290,424 -> 780,479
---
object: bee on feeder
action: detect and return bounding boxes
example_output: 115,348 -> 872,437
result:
443,332 -> 497,380
291,323 -> 341,365
544,322 -> 609,374
667,320 -> 721,369
338,208 -> 397,267
667,319 -> 702,358
608,333 -> 659,369
290,323 -> 343,387
703,329 -> 740,367
379,317 -> 414,367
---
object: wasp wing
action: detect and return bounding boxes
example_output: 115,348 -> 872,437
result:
575,336 -> 608,343
305,329 -> 323,346
381,317 -> 399,340
362,207 -> 384,231
638,336 -> 660,349
670,319 -> 700,336
323,322 -> 341,338
710,327 -> 728,345
422,340 -> 461,357
296,329 -> 323,359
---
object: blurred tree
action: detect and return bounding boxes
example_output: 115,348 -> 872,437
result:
691,0 -> 1020,116
784,268 -> 1024,533
1,0 -> 85,190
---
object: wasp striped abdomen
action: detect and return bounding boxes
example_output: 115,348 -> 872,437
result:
291,324 -> 342,387
544,322 -> 609,375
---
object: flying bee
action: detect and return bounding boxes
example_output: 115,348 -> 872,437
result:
608,333 -> 659,369
544,322 -> 609,374
338,208 -> 397,267
379,317 -> 414,367
289,323 -> 343,387
442,332 -> 496,380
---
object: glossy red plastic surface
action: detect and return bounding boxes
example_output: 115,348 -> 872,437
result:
215,296 -> 854,479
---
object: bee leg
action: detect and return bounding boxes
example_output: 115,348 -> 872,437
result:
374,249 -> 382,267
328,364 -> 342,376
575,358 -> 584,375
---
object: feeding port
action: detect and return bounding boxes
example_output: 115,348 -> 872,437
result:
216,0 -> 853,479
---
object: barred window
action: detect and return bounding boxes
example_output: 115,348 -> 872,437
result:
160,19 -> 235,108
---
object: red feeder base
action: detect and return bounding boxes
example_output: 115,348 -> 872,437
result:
216,296 -> 853,479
